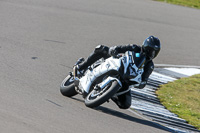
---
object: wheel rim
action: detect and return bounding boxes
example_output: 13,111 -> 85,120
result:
87,83 -> 111,101
64,76 -> 74,86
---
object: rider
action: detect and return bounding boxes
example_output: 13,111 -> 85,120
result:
73,35 -> 161,109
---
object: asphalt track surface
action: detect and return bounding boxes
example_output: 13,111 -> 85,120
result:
0,0 -> 200,133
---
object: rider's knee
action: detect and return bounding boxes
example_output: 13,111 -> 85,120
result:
117,92 -> 132,109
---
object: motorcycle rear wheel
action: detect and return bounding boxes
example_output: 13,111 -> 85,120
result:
85,80 -> 120,108
60,75 -> 78,97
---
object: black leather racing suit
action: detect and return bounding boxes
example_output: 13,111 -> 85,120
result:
78,44 -> 154,109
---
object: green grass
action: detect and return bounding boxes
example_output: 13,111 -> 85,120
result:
155,0 -> 200,9
156,74 -> 200,130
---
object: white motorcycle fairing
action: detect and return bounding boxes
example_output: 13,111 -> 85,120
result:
78,51 -> 145,95
122,51 -> 144,83
79,57 -> 122,93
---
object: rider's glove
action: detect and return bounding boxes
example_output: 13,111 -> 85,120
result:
109,46 -> 118,57
134,81 -> 147,89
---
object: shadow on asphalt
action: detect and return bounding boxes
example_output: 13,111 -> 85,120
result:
71,97 -> 85,102
70,96 -> 170,132
95,106 -> 171,132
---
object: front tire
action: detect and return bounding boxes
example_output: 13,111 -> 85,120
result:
85,81 -> 121,108
60,75 -> 78,97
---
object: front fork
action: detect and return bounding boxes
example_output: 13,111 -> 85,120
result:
72,57 -> 85,95
69,71 -> 83,95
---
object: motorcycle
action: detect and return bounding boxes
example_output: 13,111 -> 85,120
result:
60,51 -> 146,108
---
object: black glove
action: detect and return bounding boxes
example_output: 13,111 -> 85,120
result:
134,81 -> 147,89
109,46 -> 118,57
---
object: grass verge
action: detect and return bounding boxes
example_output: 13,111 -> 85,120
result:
155,0 -> 200,9
156,74 -> 200,130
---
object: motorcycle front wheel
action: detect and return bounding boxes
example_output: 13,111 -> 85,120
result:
60,75 -> 78,97
85,80 -> 121,108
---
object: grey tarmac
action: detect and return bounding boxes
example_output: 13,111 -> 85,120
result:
0,0 -> 200,132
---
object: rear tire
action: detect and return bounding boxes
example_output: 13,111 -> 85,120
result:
85,81 -> 121,108
60,75 -> 78,97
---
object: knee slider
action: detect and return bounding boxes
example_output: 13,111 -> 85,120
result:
94,45 -> 108,54
94,45 -> 103,52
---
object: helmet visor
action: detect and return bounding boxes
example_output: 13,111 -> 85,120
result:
146,48 -> 157,60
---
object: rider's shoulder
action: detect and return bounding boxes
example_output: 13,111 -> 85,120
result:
129,44 -> 141,51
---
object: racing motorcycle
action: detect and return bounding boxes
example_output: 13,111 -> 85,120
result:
60,51 -> 146,108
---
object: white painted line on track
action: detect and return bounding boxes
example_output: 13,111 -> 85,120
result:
164,67 -> 200,76
155,64 -> 200,69
151,72 -> 177,81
